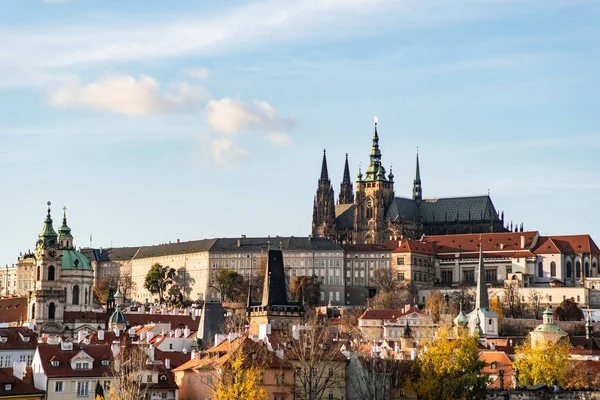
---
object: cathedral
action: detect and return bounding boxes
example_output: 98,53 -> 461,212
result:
311,120 -> 507,244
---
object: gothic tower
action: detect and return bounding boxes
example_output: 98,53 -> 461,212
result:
338,153 -> 354,205
311,150 -> 337,239
412,151 -> 422,204
354,119 -> 395,244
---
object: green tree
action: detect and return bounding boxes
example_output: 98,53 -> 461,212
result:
144,263 -> 175,303
407,326 -> 488,400
212,269 -> 246,302
512,339 -> 570,387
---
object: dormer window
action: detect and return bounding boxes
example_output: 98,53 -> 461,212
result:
160,375 -> 167,381
75,362 -> 90,370
4,383 -> 12,391
51,360 -> 59,367
0,336 -> 7,343
101,359 -> 109,367
491,362 -> 497,369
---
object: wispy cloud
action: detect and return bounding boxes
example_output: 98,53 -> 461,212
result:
49,74 -> 208,115
205,98 -> 294,135
265,132 -> 292,146
210,137 -> 251,168
186,67 -> 210,80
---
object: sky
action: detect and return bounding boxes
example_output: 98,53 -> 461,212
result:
0,0 -> 599,266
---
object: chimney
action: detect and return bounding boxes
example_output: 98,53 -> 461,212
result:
183,348 -> 188,355
77,330 -> 86,343
148,345 -> 155,361
184,326 -> 190,338
521,235 -> 525,249
500,243 -> 504,250
490,342 -> 496,351
177,239 -> 180,243
191,349 -> 198,360
165,358 -> 171,370
98,329 -> 105,341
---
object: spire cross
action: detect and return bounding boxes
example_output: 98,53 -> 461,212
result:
47,201 -> 51,216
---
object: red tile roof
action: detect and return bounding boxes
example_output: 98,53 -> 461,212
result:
533,235 -> 600,254
124,313 -> 199,331
0,297 -> 28,324
0,327 -> 37,350
36,343 -> 114,378
358,307 -> 421,321
0,368 -> 44,397
391,239 -> 435,255
423,231 -> 539,254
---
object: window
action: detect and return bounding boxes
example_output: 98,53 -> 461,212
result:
397,257 -> 404,265
103,381 -> 110,391
4,383 -> 12,391
397,272 -> 405,281
48,265 -> 55,281
549,296 -> 553,302
566,261 -> 572,278
75,362 -> 89,370
328,390 -> 334,399
72,285 -> 80,305
328,367 -> 334,377
76,381 -> 89,397
48,302 -> 56,319
462,270 -> 474,284
36,266 -> 40,281
585,262 -> 590,277
485,269 -> 497,283
147,374 -> 153,383
550,262 -> 556,277
55,381 -> 64,392
0,355 -> 11,368
538,262 -> 543,278
491,362 -> 497,370
576,261 -> 581,278
441,270 -> 452,284
31,303 -> 35,320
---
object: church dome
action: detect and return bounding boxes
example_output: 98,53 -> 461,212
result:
114,288 -> 124,299
61,250 -> 93,271
109,306 -> 128,327
454,308 -> 469,327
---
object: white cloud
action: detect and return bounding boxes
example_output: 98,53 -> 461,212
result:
186,67 -> 209,80
210,137 -> 251,168
49,74 -> 207,115
206,98 -> 290,134
265,132 -> 291,146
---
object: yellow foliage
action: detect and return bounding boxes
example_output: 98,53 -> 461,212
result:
407,326 -> 488,400
513,339 -> 570,387
214,349 -> 268,400
489,296 -> 504,332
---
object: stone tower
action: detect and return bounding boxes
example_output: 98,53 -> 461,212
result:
312,150 -> 337,239
354,119 -> 395,244
338,153 -> 354,205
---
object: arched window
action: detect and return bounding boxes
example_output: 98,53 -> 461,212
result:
48,302 -> 55,320
566,261 -> 572,278
72,285 -> 80,305
36,266 -> 40,281
585,262 -> 590,277
48,265 -> 55,281
84,288 -> 88,305
576,261 -> 581,278
550,262 -> 556,277
538,262 -> 543,278
31,303 -> 35,320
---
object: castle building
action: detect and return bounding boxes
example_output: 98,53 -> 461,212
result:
312,119 -> 507,244
28,203 -> 97,333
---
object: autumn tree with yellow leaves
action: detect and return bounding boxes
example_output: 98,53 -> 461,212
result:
489,296 -> 504,333
512,339 -> 570,387
214,348 -> 267,400
406,326 -> 488,400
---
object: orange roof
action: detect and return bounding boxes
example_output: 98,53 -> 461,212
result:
423,231 -> 539,254
479,351 -> 514,389
533,235 -> 600,254
391,239 -> 435,255
0,297 -> 27,324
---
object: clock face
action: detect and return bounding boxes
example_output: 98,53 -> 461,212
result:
48,249 -> 57,259
367,199 -> 373,208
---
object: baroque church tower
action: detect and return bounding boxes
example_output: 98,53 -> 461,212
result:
29,202 -> 96,333
311,150 -> 336,240
353,119 -> 395,244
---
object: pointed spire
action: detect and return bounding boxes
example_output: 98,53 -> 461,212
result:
58,205 -> 73,246
388,163 -> 394,182
475,240 -> 489,310
38,201 -> 58,248
413,149 -> 422,203
365,117 -> 386,181
338,153 -> 355,205
320,149 -> 330,182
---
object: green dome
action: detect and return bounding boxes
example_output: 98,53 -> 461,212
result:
109,306 -> 128,326
454,309 -> 469,326
61,250 -> 93,271
534,323 -> 566,334
114,288 -> 124,298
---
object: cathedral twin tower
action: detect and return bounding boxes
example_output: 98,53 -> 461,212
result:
311,119 -> 505,245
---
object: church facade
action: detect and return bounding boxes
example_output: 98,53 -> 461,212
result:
312,120 -> 507,244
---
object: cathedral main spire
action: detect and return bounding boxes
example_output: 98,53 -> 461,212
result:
320,149 -> 329,181
365,117 -> 387,181
413,150 -> 422,203
338,153 -> 354,205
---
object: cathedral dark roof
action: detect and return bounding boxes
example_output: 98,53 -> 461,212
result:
419,195 -> 498,223
385,197 -> 420,221
335,204 -> 355,229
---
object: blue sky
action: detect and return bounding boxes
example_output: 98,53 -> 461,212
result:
0,0 -> 599,266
